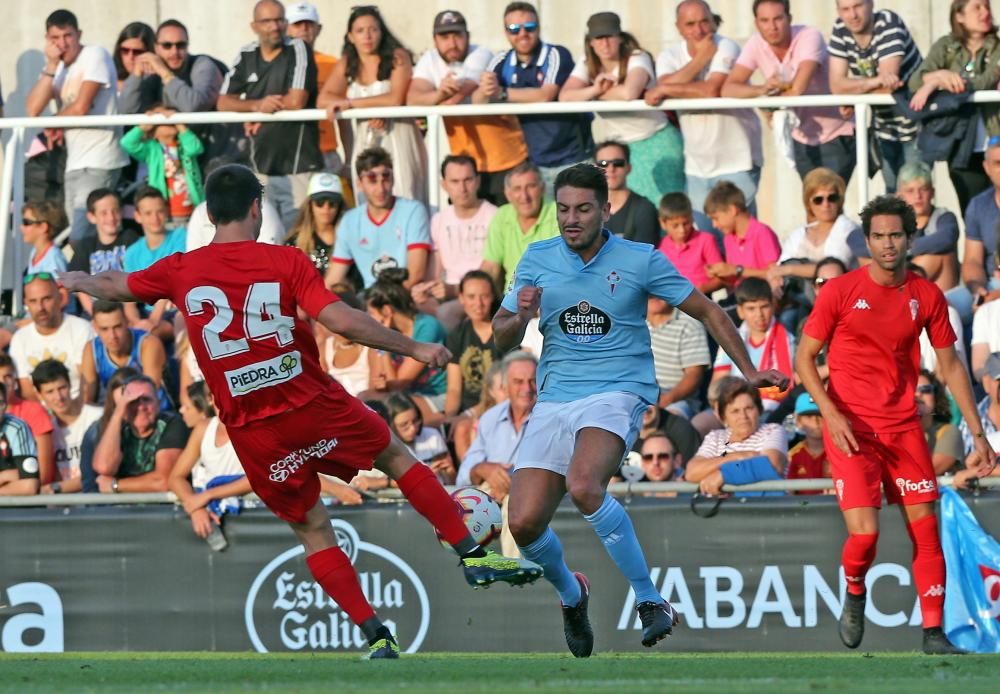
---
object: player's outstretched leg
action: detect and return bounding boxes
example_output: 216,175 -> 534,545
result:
373,435 -> 542,588
568,428 -> 676,648
509,468 -> 593,657
904,509 -> 967,655
291,500 -> 399,659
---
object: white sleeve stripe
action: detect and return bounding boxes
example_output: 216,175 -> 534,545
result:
290,39 -> 308,90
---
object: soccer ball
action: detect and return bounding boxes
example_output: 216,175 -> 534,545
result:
436,487 -> 503,550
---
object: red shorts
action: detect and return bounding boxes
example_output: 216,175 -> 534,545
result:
823,424 -> 938,510
227,388 -> 391,524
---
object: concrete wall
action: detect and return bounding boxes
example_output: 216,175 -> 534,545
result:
0,0 -> 961,232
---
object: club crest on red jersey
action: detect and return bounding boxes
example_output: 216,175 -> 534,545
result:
910,298 -> 919,321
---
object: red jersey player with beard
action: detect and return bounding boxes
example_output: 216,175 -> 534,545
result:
796,195 -> 997,655
60,164 -> 541,659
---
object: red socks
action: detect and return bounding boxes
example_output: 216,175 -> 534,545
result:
906,514 -> 946,629
842,532 -> 878,596
306,546 -> 376,627
396,463 -> 468,546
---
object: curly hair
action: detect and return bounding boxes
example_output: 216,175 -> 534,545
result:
366,267 -> 416,317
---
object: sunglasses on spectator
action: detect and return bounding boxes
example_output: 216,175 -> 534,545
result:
506,21 -> 539,34
21,217 -> 44,227
119,47 -> 146,56
311,195 -> 340,208
642,452 -> 674,461
916,384 -> 935,395
361,171 -> 393,184
23,272 -> 56,284
157,41 -> 188,50
814,277 -> 831,288
811,193 -> 841,206
596,158 -> 627,169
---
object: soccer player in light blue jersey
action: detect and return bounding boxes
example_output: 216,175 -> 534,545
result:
493,164 -> 789,656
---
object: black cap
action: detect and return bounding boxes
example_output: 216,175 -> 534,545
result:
586,12 -> 621,39
433,10 -> 467,34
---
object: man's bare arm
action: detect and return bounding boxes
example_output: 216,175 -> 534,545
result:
59,271 -> 140,302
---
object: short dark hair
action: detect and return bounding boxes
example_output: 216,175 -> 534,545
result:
364,399 -> 391,424
0,354 -> 14,372
134,186 -> 166,207
659,192 -> 693,219
815,256 -> 848,278
205,164 -> 264,225
366,268 -> 416,316
86,188 -> 119,214
46,9 -> 79,31
441,154 -> 478,178
594,140 -> 630,163
735,277 -> 773,305
716,378 -> 763,418
356,146 -> 394,176
92,300 -> 125,317
122,373 -> 158,394
386,392 -> 421,426
554,163 -> 609,208
752,0 -> 789,17
31,359 -> 70,390
156,18 -> 188,38
703,180 -> 748,215
458,270 -> 495,295
504,2 -> 538,18
860,194 -> 917,238
0,381 -> 6,401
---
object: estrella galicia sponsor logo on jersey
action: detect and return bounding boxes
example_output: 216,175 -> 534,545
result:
559,301 -> 612,344
244,519 -> 430,653
225,351 -> 303,397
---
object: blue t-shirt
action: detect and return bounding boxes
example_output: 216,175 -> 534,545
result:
27,246 -> 68,275
502,231 -> 694,404
489,43 -> 591,167
124,227 -> 188,272
390,313 -> 447,396
964,188 -> 999,277
332,198 -> 431,287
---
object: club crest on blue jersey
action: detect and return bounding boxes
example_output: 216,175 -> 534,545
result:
559,300 -> 612,344
606,270 -> 621,296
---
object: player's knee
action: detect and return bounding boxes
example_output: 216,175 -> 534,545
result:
507,508 -> 546,547
566,477 -> 603,516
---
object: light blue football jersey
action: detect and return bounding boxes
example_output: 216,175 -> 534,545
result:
331,197 -> 431,287
501,230 -> 694,404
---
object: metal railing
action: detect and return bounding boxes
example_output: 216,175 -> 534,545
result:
4,91 -> 1000,307
0,475 -> 995,508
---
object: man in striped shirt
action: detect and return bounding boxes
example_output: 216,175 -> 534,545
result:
646,296 -> 710,418
828,0 -> 921,192
0,382 -> 41,496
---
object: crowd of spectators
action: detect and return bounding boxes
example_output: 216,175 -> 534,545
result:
4,0 -> 1000,530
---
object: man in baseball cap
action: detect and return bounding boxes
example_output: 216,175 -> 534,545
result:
786,391 -> 828,494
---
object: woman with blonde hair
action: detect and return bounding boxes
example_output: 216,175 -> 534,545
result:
771,167 -> 858,283
559,11 -> 685,202
284,172 -> 348,277
21,200 -> 69,275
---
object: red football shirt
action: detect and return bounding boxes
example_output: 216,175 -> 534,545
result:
803,268 -> 955,433
128,242 -> 341,428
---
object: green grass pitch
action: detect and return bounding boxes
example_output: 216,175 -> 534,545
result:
1,652 -> 998,693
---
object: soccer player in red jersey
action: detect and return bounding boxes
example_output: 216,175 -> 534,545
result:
796,195 -> 997,655
61,165 -> 541,659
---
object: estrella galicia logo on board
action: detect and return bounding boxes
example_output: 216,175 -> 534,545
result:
244,519 -> 430,653
559,301 -> 612,344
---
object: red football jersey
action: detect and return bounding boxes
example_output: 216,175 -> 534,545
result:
128,242 -> 341,428
803,268 -> 955,433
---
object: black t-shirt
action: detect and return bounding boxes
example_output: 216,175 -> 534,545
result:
118,413 -> 190,479
221,38 -> 322,176
68,228 -> 141,274
607,192 -> 660,246
445,319 -> 504,411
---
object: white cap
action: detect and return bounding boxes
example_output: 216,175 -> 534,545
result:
286,2 -> 320,24
307,172 -> 343,198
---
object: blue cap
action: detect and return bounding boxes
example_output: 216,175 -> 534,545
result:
794,392 -> 820,416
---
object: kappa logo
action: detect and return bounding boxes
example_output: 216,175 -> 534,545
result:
922,584 -> 945,598
895,477 -> 937,497
852,299 -> 871,310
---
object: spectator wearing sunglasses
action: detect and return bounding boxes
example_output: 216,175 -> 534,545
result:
485,2 -> 592,191
285,173 -> 349,278
646,1 -> 763,220
326,147 -> 430,290
594,141 -> 660,247
409,10 -> 529,207
121,19 -> 225,115
9,273 -> 95,402
112,22 -> 155,95
771,168 -> 858,287
638,432 -> 683,484
559,12 -> 684,205
791,256 -> 847,383
25,10 -> 128,244
916,370 -> 964,474
20,200 -> 69,276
